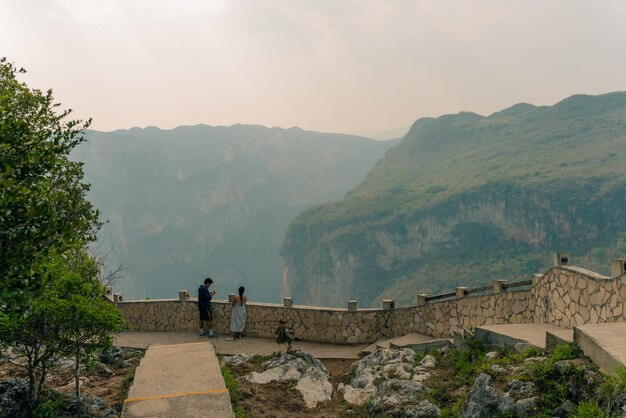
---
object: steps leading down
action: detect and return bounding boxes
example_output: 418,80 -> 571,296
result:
122,342 -> 234,418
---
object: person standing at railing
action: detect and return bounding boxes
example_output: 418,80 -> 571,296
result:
198,277 -> 217,338
226,286 -> 247,341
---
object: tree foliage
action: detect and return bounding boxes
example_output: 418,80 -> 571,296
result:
0,57 -> 100,311
0,250 -> 125,410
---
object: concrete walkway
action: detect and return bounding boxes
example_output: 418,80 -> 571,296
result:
575,323 -> 626,375
115,331 -> 367,359
121,342 -> 233,418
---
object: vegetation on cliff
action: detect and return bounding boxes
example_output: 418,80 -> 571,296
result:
281,92 -> 626,307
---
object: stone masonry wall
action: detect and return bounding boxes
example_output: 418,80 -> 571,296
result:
532,266 -> 626,328
390,290 -> 533,338
115,266 -> 626,344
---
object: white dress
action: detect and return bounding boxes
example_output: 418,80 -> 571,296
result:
230,299 -> 247,333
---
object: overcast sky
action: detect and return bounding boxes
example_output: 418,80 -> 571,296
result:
2,1 -> 625,136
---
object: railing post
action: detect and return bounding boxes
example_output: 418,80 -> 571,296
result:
178,290 -> 189,301
284,297 -> 293,308
113,293 -> 124,303
456,287 -> 468,299
493,280 -> 508,294
348,300 -> 357,311
417,293 -> 428,306
383,299 -> 395,310
611,259 -> 626,277
106,286 -> 113,296
228,293 -> 236,303
552,252 -> 570,266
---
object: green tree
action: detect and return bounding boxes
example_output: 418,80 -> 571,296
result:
0,250 -> 125,411
0,57 -> 100,311
51,251 -> 125,398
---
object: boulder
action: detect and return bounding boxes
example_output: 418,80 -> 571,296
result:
460,373 -> 514,418
507,379 -> 534,398
369,379 -> 431,416
246,351 -> 331,408
419,355 -> 436,368
405,399 -> 441,418
222,353 -> 254,367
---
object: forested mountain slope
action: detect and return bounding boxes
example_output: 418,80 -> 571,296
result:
281,92 -> 626,307
72,124 -> 396,301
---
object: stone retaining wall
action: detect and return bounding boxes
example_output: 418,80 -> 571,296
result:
115,266 -> 626,344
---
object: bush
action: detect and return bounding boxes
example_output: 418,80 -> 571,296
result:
572,401 -> 609,418
595,366 -> 626,414
550,343 -> 583,362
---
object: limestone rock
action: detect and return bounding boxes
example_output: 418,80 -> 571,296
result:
405,399 -> 441,418
507,379 -> 535,398
460,373 -> 514,418
341,384 -> 376,405
491,364 -> 506,374
515,397 -> 538,415
246,351 -> 332,408
419,355 -> 436,368
369,380 -> 431,416
222,353 -> 254,367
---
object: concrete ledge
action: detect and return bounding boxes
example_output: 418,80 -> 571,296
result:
475,323 -> 568,351
574,324 -> 626,375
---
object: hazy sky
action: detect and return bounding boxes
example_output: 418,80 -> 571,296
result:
2,1 -> 626,136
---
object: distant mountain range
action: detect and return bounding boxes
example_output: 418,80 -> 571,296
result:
72,124 -> 396,301
281,92 -> 626,307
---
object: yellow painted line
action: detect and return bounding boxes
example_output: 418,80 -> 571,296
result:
124,388 -> 229,403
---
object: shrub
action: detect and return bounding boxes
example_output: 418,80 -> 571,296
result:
572,401 -> 609,418
595,366 -> 626,414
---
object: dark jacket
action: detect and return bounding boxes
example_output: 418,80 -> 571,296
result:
198,284 -> 212,309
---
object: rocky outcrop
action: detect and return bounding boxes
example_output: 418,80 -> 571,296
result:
460,373 -> 538,417
245,350 -> 332,408
339,347 -> 439,416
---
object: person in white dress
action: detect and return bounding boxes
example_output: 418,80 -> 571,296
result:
227,286 -> 247,341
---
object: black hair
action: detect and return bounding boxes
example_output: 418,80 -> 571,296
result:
204,277 -> 213,285
238,286 -> 245,306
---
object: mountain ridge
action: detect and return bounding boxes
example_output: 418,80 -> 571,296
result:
72,124 -> 397,302
281,92 -> 626,307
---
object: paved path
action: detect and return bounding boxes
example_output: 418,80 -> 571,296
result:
116,331 -> 367,359
117,332 -> 367,417
121,342 -> 233,418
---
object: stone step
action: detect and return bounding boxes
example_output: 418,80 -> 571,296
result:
475,323 -> 570,352
361,333 -> 451,356
574,323 -> 626,375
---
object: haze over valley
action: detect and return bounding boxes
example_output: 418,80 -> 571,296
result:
70,92 -> 626,306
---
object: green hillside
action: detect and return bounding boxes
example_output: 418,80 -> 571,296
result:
72,124 -> 395,301
281,92 -> 626,307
